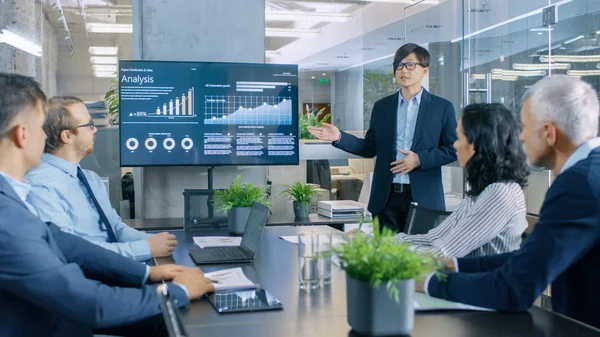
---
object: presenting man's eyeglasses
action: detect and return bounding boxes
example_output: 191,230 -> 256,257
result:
78,120 -> 96,130
393,61 -> 424,71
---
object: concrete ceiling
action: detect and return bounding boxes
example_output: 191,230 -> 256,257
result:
43,0 -> 600,77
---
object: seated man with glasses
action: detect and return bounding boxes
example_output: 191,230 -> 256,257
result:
26,96 -> 177,261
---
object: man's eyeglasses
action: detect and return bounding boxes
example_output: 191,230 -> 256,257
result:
393,61 -> 424,71
78,120 -> 96,130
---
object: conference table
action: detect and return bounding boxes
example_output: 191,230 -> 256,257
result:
154,226 -> 600,337
126,212 -> 355,231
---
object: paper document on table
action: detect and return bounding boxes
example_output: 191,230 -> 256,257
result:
193,236 -> 241,249
205,268 -> 258,292
414,293 -> 494,312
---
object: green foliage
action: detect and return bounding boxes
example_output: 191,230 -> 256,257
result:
300,104 -> 331,140
363,70 -> 396,130
212,175 -> 271,213
334,217 -> 441,302
104,78 -> 119,125
280,181 -> 317,203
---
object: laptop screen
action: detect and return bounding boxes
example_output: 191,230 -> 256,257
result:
240,202 -> 270,254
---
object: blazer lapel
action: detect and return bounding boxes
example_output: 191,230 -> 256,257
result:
411,89 -> 430,151
386,92 -> 400,153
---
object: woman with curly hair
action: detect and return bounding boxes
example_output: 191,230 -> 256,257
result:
395,103 -> 530,258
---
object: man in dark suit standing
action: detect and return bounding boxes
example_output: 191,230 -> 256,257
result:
310,43 -> 457,232
417,75 -> 600,329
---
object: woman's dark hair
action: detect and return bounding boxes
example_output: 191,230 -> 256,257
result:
462,103 -> 529,197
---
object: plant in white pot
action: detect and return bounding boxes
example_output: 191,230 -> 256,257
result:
213,175 -> 271,235
280,182 -> 317,219
334,217 -> 440,336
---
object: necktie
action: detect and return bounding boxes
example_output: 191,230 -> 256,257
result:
77,167 -> 118,243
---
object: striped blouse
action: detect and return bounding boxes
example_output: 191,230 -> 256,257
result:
395,182 -> 527,258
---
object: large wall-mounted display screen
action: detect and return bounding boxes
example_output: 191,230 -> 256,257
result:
119,60 -> 299,167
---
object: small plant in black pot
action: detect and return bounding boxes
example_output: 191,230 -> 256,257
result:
280,182 -> 317,219
213,174 -> 270,235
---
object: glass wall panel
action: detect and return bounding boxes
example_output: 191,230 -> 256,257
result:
462,0 -> 554,217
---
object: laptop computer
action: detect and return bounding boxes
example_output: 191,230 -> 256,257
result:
189,202 -> 270,265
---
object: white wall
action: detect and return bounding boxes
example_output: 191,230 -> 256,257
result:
56,37 -> 114,101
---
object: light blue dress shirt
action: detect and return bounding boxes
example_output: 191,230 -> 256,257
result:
26,153 -> 152,261
561,137 -> 600,173
393,89 -> 422,184
0,171 -> 38,216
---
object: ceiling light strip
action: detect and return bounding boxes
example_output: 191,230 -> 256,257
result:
540,55 -> 600,63
512,63 -> 571,70
89,46 -> 119,56
265,11 -> 353,23
86,23 -> 133,34
0,29 -> 42,57
265,28 -> 320,38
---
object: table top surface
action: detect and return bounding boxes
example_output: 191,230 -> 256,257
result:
159,227 -> 600,337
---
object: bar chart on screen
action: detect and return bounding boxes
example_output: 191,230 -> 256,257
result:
203,95 -> 293,125
149,87 -> 195,118
122,87 -> 197,122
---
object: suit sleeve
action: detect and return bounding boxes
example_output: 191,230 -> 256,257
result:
455,252 -> 514,273
416,101 -> 458,171
0,215 -> 189,329
427,170 -> 600,311
333,102 -> 377,158
47,223 -> 147,287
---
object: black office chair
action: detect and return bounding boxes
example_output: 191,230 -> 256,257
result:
156,284 -> 189,337
405,202 -> 452,235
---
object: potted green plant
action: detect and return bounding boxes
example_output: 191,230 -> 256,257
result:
299,104 -> 331,140
212,175 -> 271,235
334,217 -> 440,336
280,182 -> 317,219
104,78 -> 119,125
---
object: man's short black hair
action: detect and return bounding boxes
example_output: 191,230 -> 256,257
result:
393,43 -> 431,72
0,73 -> 47,139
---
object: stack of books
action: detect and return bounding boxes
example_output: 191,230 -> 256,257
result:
317,200 -> 366,219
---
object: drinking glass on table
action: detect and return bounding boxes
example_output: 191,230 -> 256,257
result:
318,230 -> 333,286
298,233 -> 320,290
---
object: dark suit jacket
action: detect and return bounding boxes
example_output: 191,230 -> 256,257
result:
0,175 -> 189,337
334,89 -> 458,213
428,148 -> 600,329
